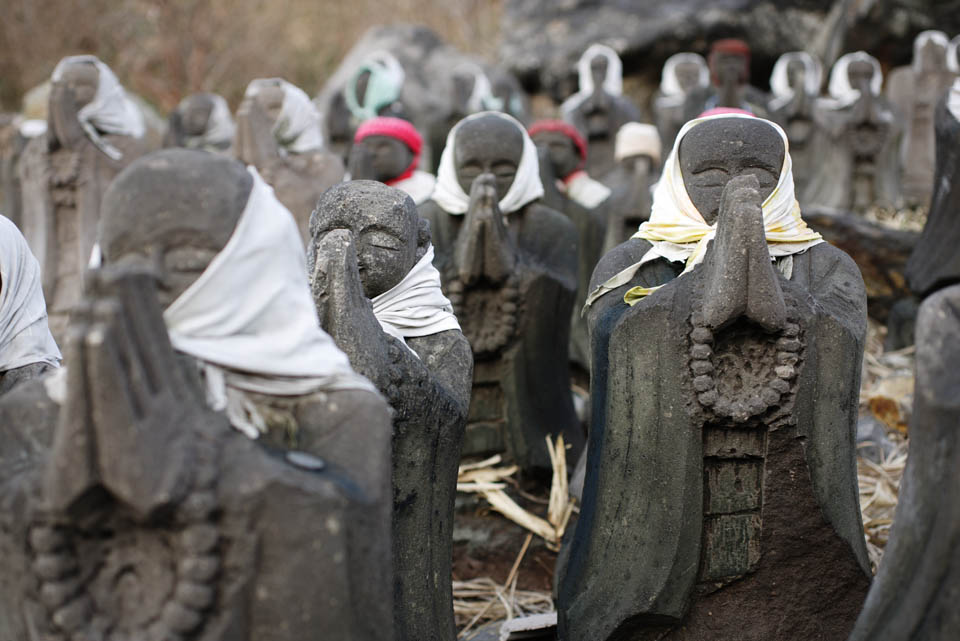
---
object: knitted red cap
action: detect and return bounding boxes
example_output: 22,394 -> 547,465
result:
528,119 -> 588,164
354,117 -> 423,155
709,39 -> 751,85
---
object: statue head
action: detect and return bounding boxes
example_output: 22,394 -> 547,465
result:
99,149 -> 253,307
178,93 -> 216,138
709,39 -> 751,87
679,117 -> 784,224
53,59 -> 99,109
589,54 -> 610,93
452,70 -> 476,113
529,120 -> 586,180
251,82 -> 284,123
786,59 -> 807,92
310,181 -> 427,298
915,31 -> 949,73
454,113 -> 525,200
352,117 -> 421,183
846,60 -> 876,94
674,60 -> 704,93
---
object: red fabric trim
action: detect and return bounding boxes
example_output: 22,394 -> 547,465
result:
528,119 -> 588,167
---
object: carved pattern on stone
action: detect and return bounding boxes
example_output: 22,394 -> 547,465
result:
445,273 -> 521,358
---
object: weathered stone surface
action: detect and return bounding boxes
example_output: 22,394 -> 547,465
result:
309,181 -> 472,641
847,283 -> 960,641
558,118 -> 870,640
165,92 -> 235,155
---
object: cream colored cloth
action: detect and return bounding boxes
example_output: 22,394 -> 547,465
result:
657,52 -> 710,108
51,55 -> 145,161
164,166 -> 376,438
949,78 -> 960,122
825,51 -> 883,108
614,122 -> 662,164
184,94 -> 235,151
432,111 -> 544,215
585,113 -> 823,307
769,52 -> 823,111
913,30 -> 950,71
245,78 -> 324,153
18,119 -> 48,139
392,170 -> 436,205
563,171 -> 611,209
561,44 -> 624,116
371,246 -> 460,353
0,215 -> 61,372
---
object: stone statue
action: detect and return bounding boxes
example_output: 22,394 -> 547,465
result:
17,55 -> 150,341
309,180 -> 472,641
0,214 -> 61,396
344,50 -> 408,124
165,92 -> 236,155
236,78 -> 345,240
848,78 -> 960,641
0,149 -> 395,641
654,53 -> 710,152
683,40 -> 770,121
561,44 -> 642,177
559,114 -> 871,641
600,122 -> 662,253
529,119 -> 608,374
348,116 -> 436,204
1,117 -> 47,229
767,52 -> 823,197
804,52 -> 903,212
886,30 -> 957,207
419,112 -> 584,473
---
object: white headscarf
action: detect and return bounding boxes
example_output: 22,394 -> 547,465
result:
913,30 -> 950,71
163,166 -> 376,438
18,119 -> 48,139
183,94 -> 235,151
454,62 -> 501,113
564,172 -> 612,209
585,113 -> 823,306
949,78 -> 960,122
432,111 -> 544,215
245,78 -> 324,154
371,245 -> 460,353
949,35 -> 960,74
769,52 -> 823,111
391,170 -> 436,205
51,55 -> 145,161
659,52 -> 710,103
0,215 -> 61,372
825,51 -> 883,108
614,122 -> 662,164
561,44 -> 625,117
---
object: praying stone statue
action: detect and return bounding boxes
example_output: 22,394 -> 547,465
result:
348,116 -> 436,204
236,78 -> 344,239
529,119 -> 608,373
654,53 -> 710,152
804,52 -> 903,212
0,149 -> 395,641
165,92 -> 236,155
848,78 -> 960,641
559,114 -> 871,641
309,180 -> 472,641
683,40 -> 770,121
18,55 -> 150,341
767,52 -> 823,198
561,44 -> 642,177
419,112 -> 584,473
0,214 -> 61,396
886,30 -> 957,207
600,123 -> 662,253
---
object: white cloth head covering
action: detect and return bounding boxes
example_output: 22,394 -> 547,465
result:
245,78 -> 324,153
949,35 -> 960,74
432,111 -> 544,215
454,62 -> 501,113
826,51 -> 883,108
913,30 -> 950,71
345,50 -> 406,122
561,44 -> 625,117
0,215 -> 61,372
564,172 -> 612,209
585,113 -> 823,306
769,51 -> 823,110
614,122 -> 662,164
163,166 -> 376,438
371,245 -> 460,353
18,119 -> 48,139
659,52 -> 710,98
949,78 -> 960,122
391,170 -> 436,205
183,94 -> 235,151
51,55 -> 145,161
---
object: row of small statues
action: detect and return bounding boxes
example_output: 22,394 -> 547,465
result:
0,31 -> 958,641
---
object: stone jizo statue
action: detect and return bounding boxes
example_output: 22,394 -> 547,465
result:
0,149 -> 395,641
165,92 -> 235,154
560,114 -> 871,641
420,111 -> 584,474
310,180 -> 472,641
767,52 -> 823,197
600,122 -> 662,253
684,40 -> 769,121
654,52 -> 710,151
348,116 -> 436,204
236,77 -> 345,239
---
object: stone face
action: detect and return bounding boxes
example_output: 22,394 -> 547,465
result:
419,114 -> 584,474
309,181 -> 472,641
558,119 -> 870,640
165,92 -> 235,155
847,284 -> 960,641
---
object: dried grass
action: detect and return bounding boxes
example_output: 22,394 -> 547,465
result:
858,441 -> 908,572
